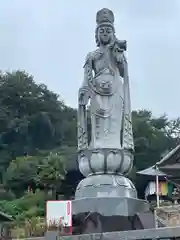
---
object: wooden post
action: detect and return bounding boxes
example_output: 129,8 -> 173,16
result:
155,165 -> 160,208
154,208 -> 158,229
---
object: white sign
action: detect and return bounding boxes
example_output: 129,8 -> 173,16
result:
46,200 -> 72,228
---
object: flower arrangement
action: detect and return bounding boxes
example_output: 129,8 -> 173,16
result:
47,218 -> 71,235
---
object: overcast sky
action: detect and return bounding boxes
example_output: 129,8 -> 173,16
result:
0,0 -> 180,118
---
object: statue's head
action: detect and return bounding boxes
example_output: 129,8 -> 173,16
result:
95,8 -> 115,46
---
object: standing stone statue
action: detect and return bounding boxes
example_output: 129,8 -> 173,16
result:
78,8 -> 134,152
73,8 -> 149,234
77,8 -> 134,179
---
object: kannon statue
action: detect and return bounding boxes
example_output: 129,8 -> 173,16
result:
78,8 -> 134,154
73,9 -> 148,234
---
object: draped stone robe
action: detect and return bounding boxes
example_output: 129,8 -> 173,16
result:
78,45 -> 134,151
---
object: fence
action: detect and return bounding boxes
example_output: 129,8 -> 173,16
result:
45,226 -> 180,240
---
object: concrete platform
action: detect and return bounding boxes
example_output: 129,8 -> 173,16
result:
72,197 -> 149,216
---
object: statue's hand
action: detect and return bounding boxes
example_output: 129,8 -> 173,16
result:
112,44 -> 124,64
79,88 -> 89,106
115,53 -> 124,64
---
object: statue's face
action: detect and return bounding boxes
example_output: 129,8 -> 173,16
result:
98,25 -> 114,45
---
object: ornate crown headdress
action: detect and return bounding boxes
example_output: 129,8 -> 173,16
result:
96,8 -> 114,27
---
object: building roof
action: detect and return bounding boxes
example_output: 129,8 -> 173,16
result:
156,144 -> 180,167
0,211 -> 13,222
137,166 -> 167,176
137,144 -> 180,177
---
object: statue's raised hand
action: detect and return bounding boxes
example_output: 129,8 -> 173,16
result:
112,44 -> 124,64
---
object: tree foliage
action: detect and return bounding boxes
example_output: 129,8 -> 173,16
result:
0,71 -> 76,173
36,154 -> 67,195
0,191 -> 50,220
0,70 -> 179,221
5,156 -> 39,195
132,110 -> 179,170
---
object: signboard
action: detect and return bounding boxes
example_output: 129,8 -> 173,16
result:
46,200 -> 72,234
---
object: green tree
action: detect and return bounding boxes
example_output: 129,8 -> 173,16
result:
4,156 -> 40,196
0,71 -> 77,174
132,110 -> 178,171
36,154 -> 67,199
0,191 -> 50,219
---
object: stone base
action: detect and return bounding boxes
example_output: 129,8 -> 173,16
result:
73,213 -> 144,234
75,174 -> 137,199
72,197 -> 149,216
72,174 -> 150,234
72,197 -> 149,234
